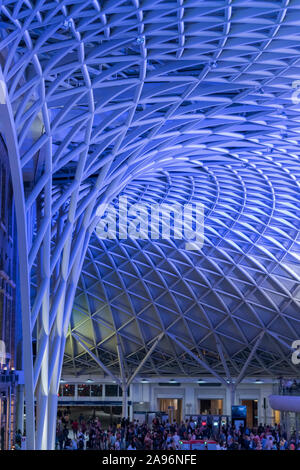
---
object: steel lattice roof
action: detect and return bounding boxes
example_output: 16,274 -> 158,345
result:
1,0 -> 299,380
65,167 -> 300,378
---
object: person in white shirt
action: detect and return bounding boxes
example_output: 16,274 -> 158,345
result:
172,431 -> 180,448
265,436 -> 274,450
189,420 -> 195,430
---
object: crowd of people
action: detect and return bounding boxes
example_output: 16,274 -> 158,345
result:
55,409 -> 299,451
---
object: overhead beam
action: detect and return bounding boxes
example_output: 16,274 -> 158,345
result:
116,335 -> 127,386
127,333 -> 164,386
115,336 -> 129,418
235,332 -> 264,386
72,333 -> 121,385
166,332 -> 228,386
267,330 -> 294,350
215,336 -> 232,383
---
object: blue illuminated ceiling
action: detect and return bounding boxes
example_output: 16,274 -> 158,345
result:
67,167 -> 300,378
1,0 -> 300,379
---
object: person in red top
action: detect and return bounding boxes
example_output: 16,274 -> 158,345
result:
72,419 -> 79,438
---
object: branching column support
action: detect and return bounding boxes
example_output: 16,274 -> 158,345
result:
122,383 -> 128,419
214,337 -> 237,408
72,332 -> 164,419
72,333 -> 122,385
230,383 -> 236,408
166,332 -> 228,386
116,336 -> 130,419
0,68 -> 35,449
227,332 -> 265,410
46,176 -> 131,448
235,332 -> 265,387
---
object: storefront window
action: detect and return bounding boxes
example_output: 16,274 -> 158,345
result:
105,384 -> 118,397
90,384 -> 102,397
77,384 -> 91,396
61,384 -> 75,396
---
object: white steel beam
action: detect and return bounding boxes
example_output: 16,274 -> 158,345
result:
235,332 -> 265,386
72,333 -> 121,386
0,68 -> 35,450
166,332 -> 228,386
127,333 -> 164,386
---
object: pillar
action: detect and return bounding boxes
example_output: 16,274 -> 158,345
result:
230,383 -> 236,407
15,384 -> 24,434
122,384 -> 128,418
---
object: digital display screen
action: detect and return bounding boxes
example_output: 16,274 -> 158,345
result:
232,405 -> 247,418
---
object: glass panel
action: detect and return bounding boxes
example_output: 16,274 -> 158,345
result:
105,384 -> 118,397
62,384 -> 75,396
90,384 -> 102,397
77,384 -> 91,397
